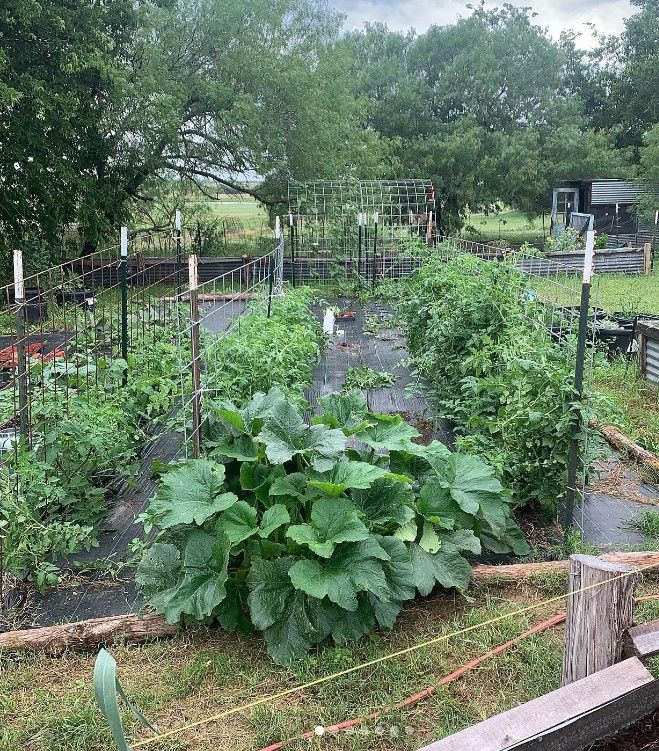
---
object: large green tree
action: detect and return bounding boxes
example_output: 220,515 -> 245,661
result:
347,5 -> 620,230
0,0 -> 136,269
0,0 -> 377,264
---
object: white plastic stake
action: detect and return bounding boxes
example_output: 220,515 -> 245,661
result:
13,249 -> 24,300
583,230 -> 595,284
175,210 -> 181,231
655,209 -> 658,225
275,216 -> 281,239
120,226 -> 128,258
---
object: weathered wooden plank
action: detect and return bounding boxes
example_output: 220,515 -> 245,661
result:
624,619 -> 659,660
417,658 -> 659,751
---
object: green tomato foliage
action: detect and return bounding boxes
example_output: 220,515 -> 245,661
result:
398,251 -> 591,512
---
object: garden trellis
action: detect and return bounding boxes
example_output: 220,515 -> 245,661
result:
287,179 -> 435,286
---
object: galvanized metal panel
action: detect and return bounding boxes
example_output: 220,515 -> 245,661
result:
590,181 -> 645,205
646,338 -> 659,386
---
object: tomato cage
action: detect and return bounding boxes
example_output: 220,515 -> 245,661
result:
286,179 -> 436,287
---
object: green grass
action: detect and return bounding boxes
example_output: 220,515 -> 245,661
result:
593,358 -> 659,453
0,583 -> 568,751
629,509 -> 659,539
3,578 -> 659,751
533,270 -> 659,315
461,210 -> 546,246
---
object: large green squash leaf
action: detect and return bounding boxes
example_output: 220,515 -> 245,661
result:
316,391 -> 373,433
287,497 -> 369,557
259,503 -> 290,538
216,500 -> 258,545
141,530 -> 231,623
288,536 -> 392,610
409,543 -> 472,594
257,399 -> 345,469
374,535 -> 416,602
135,543 -> 181,615
434,454 -> 504,515
330,595 -> 376,644
354,413 -> 420,451
307,460 -> 390,496
148,460 -> 237,528
247,556 -> 296,630
352,478 -> 415,525
247,557 -> 319,664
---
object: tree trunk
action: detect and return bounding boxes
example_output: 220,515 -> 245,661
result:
0,613 -> 176,654
472,551 -> 659,582
561,554 -> 637,686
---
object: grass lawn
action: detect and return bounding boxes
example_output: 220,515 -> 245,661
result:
533,270 -> 659,315
530,270 -> 659,454
188,195 -> 267,232
462,210 -> 546,246
2,580 -> 657,751
594,359 -> 659,454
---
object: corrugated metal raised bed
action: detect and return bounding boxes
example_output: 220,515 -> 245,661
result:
637,320 -> 659,386
516,247 -> 650,276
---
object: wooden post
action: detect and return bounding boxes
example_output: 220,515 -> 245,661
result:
189,254 -> 202,459
643,242 -> 652,275
561,554 -> 637,686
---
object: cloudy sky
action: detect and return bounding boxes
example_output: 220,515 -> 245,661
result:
329,0 -> 633,47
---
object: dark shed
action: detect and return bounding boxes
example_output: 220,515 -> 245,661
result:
551,179 -> 657,247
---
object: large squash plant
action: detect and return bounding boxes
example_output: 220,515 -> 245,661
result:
137,389 -> 527,664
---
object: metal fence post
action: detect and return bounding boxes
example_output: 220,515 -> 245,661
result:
562,230 -> 595,532
357,212 -> 363,282
175,209 -> 182,296
289,213 -> 295,288
13,250 -> 29,444
371,212 -> 379,292
189,254 -> 202,459
274,216 -> 284,296
120,227 -> 129,386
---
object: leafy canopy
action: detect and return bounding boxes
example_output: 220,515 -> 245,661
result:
138,388 -> 528,664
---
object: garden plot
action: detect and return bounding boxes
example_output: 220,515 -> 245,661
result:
309,298 -> 453,445
1,299 -> 255,630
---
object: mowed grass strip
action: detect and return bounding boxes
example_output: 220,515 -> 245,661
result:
1,582 -> 567,751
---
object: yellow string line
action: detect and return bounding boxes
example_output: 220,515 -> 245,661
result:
131,559 -> 659,749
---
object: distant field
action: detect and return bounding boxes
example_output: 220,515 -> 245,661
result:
462,209 -> 546,246
188,195 -> 267,229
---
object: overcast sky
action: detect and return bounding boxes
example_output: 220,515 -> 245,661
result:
329,0 -> 633,47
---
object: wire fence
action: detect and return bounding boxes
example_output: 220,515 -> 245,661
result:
173,231 -> 284,459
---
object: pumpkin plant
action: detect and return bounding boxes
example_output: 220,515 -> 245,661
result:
137,388 -> 527,664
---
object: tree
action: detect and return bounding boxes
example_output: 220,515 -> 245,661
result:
0,0 -> 137,270
0,0 -> 378,265
638,124 -> 659,222
347,4 -> 621,229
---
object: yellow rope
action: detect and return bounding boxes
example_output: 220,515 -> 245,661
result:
131,559 -> 658,749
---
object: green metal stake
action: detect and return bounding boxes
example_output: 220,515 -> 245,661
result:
120,227 -> 129,386
289,213 -> 296,288
371,212 -> 379,293
562,230 -> 595,533
175,209 -> 182,297
13,250 -> 29,444
357,212 -> 363,283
